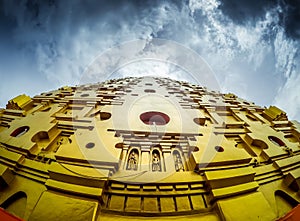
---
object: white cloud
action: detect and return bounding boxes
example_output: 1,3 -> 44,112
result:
274,67 -> 300,120
0,0 -> 299,121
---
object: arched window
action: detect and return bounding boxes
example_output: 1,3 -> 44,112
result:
10,126 -> 29,137
126,149 -> 139,171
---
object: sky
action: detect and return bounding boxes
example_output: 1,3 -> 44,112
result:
0,0 -> 299,121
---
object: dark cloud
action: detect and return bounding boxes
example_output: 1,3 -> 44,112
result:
219,0 -> 276,22
283,0 -> 300,39
219,0 -> 300,39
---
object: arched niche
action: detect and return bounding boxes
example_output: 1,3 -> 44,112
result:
172,149 -> 185,172
126,148 -> 139,171
275,190 -> 299,218
88,110 -> 111,121
151,149 -> 162,172
0,191 -> 27,219
100,112 -> 111,120
252,139 -> 268,149
31,131 -> 49,142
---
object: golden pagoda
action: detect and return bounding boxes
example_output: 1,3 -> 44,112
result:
0,77 -> 300,221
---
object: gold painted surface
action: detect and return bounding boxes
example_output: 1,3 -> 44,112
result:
0,77 -> 299,220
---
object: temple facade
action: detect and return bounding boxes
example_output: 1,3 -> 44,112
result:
0,77 -> 299,220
